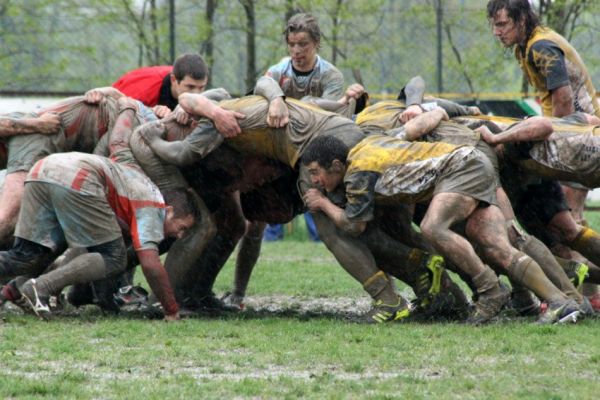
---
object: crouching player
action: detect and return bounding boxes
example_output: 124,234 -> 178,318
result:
0,149 -> 196,320
302,135 -> 582,324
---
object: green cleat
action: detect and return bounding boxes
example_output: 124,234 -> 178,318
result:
564,262 -> 589,290
363,297 -> 411,324
414,255 -> 445,308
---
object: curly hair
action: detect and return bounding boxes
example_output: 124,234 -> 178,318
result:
487,0 -> 540,42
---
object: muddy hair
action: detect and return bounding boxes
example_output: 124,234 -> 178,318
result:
162,188 -> 199,219
301,135 -> 349,170
486,0 -> 540,42
284,13 -> 321,46
172,53 -> 208,82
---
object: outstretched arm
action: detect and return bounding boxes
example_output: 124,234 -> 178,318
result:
178,93 -> 245,138
108,97 -> 141,156
137,249 -> 179,321
139,120 -> 224,166
402,107 -> 449,141
0,113 -> 60,137
253,76 -> 290,128
478,116 -> 553,146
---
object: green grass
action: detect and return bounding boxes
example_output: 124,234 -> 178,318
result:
1,215 -> 600,399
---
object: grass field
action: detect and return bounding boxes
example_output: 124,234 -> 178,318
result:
1,212 -> 600,399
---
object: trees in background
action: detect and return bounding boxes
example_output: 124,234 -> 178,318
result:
0,0 -> 598,97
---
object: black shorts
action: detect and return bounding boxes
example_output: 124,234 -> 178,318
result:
511,179 -> 569,246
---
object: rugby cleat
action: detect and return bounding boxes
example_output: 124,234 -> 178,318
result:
414,255 -> 445,308
221,292 -> 245,311
19,279 -> 51,319
510,289 -> 541,317
536,299 -> 581,325
563,261 -> 589,290
466,284 -> 510,325
364,297 -> 410,324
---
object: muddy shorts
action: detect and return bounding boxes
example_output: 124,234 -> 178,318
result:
510,179 -> 569,246
434,149 -> 497,206
15,181 -> 122,251
6,132 -> 64,174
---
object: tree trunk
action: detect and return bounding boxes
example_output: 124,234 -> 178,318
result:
330,0 -> 343,65
150,0 -> 160,64
201,0 -> 218,87
241,0 -> 256,93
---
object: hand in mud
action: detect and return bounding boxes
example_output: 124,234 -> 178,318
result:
475,125 -> 496,145
303,188 -> 326,212
399,104 -> 423,124
84,89 -> 105,104
152,105 -> 172,119
267,97 -> 289,128
36,112 -> 61,134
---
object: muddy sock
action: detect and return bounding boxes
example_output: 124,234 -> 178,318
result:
35,253 -> 107,298
521,235 -> 583,303
568,227 -> 600,267
506,251 -> 567,304
472,267 -> 501,296
363,271 -> 399,305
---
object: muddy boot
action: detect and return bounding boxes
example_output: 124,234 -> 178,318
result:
400,252 -> 469,321
560,260 -> 590,290
536,299 -> 582,324
362,271 -> 410,323
509,281 -> 540,316
466,268 -> 510,325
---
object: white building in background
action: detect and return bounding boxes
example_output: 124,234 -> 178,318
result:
0,96 -> 61,113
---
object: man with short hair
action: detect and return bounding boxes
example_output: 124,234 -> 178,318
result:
113,53 -> 244,137
0,147 -> 197,320
301,132 -> 581,324
113,53 -> 208,117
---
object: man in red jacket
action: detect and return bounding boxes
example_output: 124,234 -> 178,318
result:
113,53 -> 208,118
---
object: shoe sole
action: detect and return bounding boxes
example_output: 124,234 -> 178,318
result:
557,310 -> 581,324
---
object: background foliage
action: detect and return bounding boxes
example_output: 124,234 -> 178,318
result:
0,0 -> 598,98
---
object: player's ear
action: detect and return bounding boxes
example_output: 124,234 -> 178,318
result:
330,159 -> 345,174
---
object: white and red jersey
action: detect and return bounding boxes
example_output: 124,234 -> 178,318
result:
27,152 -> 166,250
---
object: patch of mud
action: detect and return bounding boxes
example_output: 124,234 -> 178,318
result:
1,360 -> 448,382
